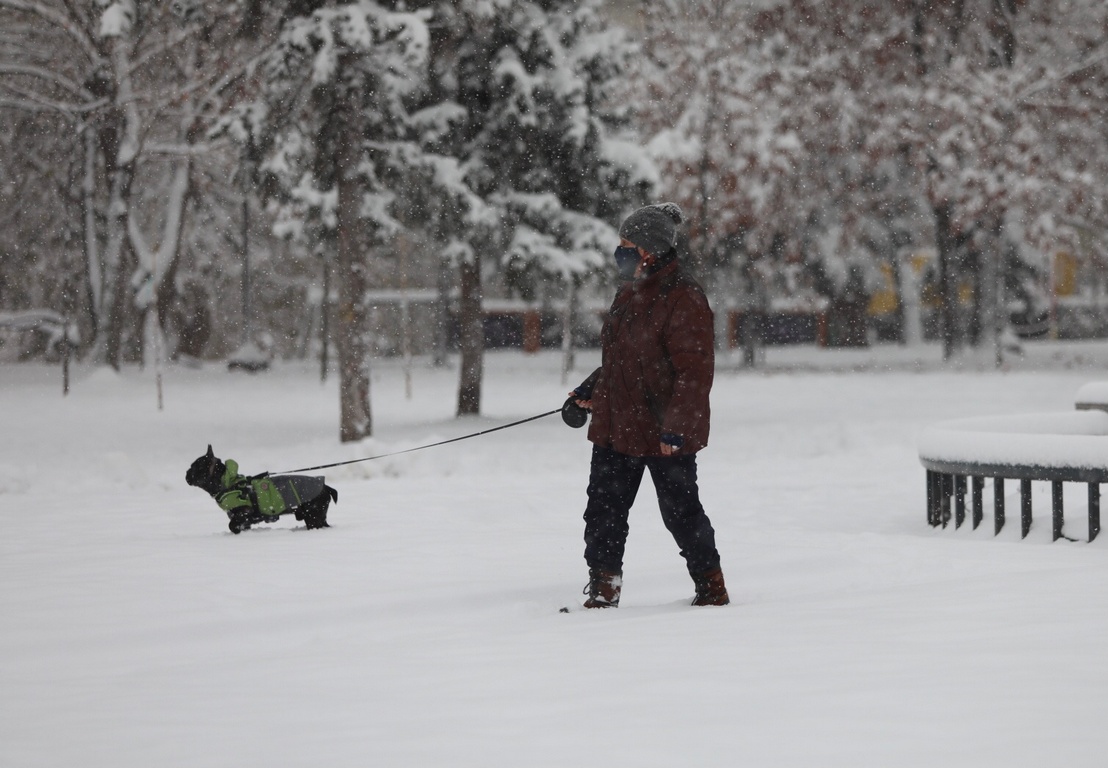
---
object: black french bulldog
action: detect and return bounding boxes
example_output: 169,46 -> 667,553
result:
186,445 -> 337,534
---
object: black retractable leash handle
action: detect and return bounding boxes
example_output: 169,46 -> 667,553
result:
560,396 -> 589,428
275,405 -> 578,475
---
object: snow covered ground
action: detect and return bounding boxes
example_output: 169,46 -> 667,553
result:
4,340 -> 1108,767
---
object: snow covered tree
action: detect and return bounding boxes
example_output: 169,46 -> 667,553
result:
0,0 -> 278,368
410,0 -> 651,414
631,0 -> 847,347
255,2 -> 429,441
630,0 -> 1108,358
635,0 -> 803,274
226,0 -> 648,432
859,0 -> 1108,358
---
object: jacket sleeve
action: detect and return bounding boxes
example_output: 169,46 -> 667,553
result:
573,367 -> 603,400
661,289 -> 714,443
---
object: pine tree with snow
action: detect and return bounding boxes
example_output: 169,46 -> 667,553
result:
407,0 -> 653,414
255,1 -> 430,441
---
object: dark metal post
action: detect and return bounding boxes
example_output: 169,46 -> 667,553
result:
1020,479 -> 1032,539
994,477 -> 1005,535
941,474 -> 952,528
1051,481 -> 1064,542
1090,483 -> 1101,543
971,476 -> 984,530
954,475 -> 967,528
926,471 -> 937,527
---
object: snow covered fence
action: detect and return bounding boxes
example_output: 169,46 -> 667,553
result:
0,310 -> 77,357
0,310 -> 79,394
918,411 -> 1108,542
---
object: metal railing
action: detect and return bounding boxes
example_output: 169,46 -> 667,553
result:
922,458 -> 1105,542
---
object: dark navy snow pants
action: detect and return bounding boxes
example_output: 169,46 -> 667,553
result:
583,444 -> 722,576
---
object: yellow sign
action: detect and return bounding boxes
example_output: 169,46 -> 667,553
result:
1054,251 -> 1077,296
868,263 -> 898,316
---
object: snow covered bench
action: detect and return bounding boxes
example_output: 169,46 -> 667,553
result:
1076,382 -> 1108,413
918,411 -> 1108,542
0,309 -> 77,360
0,310 -> 79,394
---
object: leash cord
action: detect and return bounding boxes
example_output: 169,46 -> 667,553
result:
274,408 -> 562,475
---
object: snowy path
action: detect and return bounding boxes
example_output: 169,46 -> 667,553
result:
3,344 -> 1108,767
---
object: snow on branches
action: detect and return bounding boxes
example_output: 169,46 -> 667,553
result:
633,0 -> 1108,325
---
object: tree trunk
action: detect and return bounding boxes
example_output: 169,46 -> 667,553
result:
560,277 -> 578,385
81,124 -> 101,345
335,105 -> 372,442
320,245 -> 331,383
934,202 -> 958,361
433,256 -> 451,368
457,253 -> 483,416
102,227 -> 134,369
982,216 -> 1006,367
898,253 -> 924,348
94,33 -> 141,369
240,190 -> 251,345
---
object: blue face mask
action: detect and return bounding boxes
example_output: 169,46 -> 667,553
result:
614,245 -> 641,280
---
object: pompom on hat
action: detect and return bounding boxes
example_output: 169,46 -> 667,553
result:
618,202 -> 684,258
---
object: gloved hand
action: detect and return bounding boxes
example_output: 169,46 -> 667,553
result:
659,432 -> 684,456
660,432 -> 685,449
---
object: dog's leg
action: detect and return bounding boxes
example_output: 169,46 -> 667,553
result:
228,510 -> 249,534
302,496 -> 331,530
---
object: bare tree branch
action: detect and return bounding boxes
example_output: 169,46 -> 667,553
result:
0,0 -> 104,67
0,63 -> 88,97
129,24 -> 199,74
0,87 -> 105,115
1018,39 -> 1108,103
145,139 -> 231,157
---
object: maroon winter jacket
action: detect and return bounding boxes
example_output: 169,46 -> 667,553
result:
583,260 -> 714,457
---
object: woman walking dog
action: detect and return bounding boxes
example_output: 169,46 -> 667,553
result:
569,203 -> 729,608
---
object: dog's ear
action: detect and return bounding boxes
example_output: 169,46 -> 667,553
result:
206,444 -> 214,459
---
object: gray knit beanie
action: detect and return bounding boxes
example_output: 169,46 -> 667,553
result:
618,202 -> 684,258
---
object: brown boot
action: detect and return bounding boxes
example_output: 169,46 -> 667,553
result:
583,568 -> 622,608
691,567 -> 729,606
